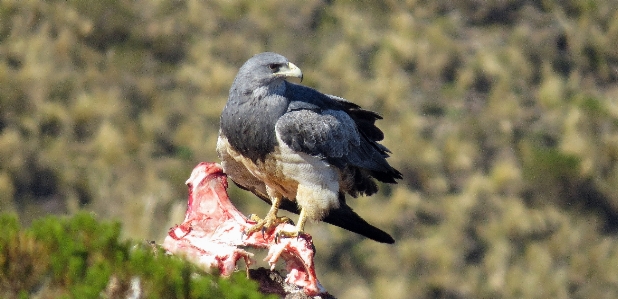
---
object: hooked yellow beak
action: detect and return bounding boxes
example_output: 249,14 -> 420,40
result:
276,62 -> 303,82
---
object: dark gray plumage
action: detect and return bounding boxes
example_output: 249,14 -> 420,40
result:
217,52 -> 401,243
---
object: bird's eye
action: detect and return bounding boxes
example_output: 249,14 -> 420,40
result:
268,64 -> 279,71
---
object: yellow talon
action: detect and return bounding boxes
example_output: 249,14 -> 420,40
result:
244,195 -> 295,238
275,229 -> 304,243
245,214 -> 293,237
244,196 -> 311,243
274,208 -> 308,243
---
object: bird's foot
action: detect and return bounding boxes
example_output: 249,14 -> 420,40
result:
244,214 -> 293,239
274,228 -> 305,243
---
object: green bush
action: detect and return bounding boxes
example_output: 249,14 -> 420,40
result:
0,213 -> 275,299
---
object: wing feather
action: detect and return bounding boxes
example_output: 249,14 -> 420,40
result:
276,109 -> 359,159
277,83 -> 402,196
276,106 -> 399,178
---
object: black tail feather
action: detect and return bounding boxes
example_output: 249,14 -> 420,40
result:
276,194 -> 395,244
322,204 -> 395,244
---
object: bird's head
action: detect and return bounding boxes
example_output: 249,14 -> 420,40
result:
233,52 -> 303,92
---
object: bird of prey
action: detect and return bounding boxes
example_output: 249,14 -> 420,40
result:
217,52 -> 402,244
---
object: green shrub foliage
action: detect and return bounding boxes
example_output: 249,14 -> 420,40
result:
0,213 -> 274,299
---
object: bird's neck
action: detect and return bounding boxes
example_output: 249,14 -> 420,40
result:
250,80 -> 286,99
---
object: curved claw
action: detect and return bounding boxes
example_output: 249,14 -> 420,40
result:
274,229 -> 304,244
244,214 -> 294,239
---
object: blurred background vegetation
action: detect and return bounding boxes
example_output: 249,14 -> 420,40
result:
1,0 -> 618,298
